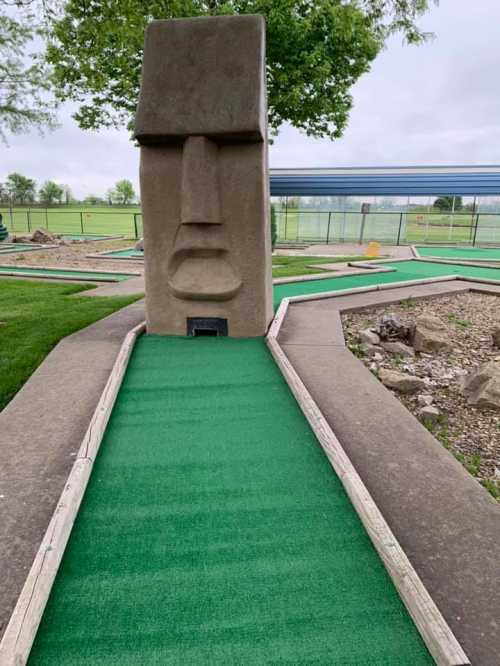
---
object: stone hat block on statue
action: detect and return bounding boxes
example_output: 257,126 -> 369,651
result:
135,15 -> 273,338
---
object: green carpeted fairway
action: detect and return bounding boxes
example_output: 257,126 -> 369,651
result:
417,245 -> 500,261
29,336 -> 432,665
100,247 -> 144,259
273,258 -> 500,308
0,265 -> 135,282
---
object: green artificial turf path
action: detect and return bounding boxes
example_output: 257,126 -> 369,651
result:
273,258 -> 500,308
0,280 -> 141,411
271,255 -> 377,278
101,247 -> 144,259
417,245 -> 500,261
30,335 -> 432,665
0,243 -> 47,254
0,265 -> 135,281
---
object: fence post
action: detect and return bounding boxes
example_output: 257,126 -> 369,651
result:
284,197 -> 288,240
133,213 -> 139,239
472,213 -> 480,247
80,211 -> 84,234
396,212 -> 403,246
326,211 -> 332,244
27,209 -> 31,232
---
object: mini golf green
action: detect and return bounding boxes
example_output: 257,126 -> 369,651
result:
100,247 -> 144,259
0,243 -> 49,255
416,245 -> 500,261
62,233 -> 122,241
273,259 -> 500,308
0,266 -> 136,282
29,336 -> 433,665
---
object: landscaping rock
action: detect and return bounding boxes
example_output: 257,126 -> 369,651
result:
417,394 -> 434,407
411,314 -> 449,353
13,235 -> 31,243
378,313 -> 409,340
31,228 -> 56,244
380,340 -> 415,357
359,328 -> 380,345
461,361 -> 500,410
378,368 -> 426,393
359,343 -> 383,359
419,405 -> 441,423
492,326 -> 500,348
135,238 -> 144,251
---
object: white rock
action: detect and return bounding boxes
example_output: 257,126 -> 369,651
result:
380,341 -> 415,357
378,369 -> 426,394
419,405 -> 441,422
417,394 -> 434,406
359,329 -> 380,346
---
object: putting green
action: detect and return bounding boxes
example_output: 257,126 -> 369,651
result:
416,245 -> 500,261
273,259 -> 500,308
100,248 -> 144,259
0,243 -> 48,255
30,336 -> 432,665
0,266 -> 136,282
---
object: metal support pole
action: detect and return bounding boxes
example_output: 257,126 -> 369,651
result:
27,209 -> 31,232
80,211 -> 84,234
45,208 -> 49,228
396,212 -> 403,245
326,211 -> 332,244
472,213 -> 480,247
284,197 -> 288,240
133,213 -> 139,239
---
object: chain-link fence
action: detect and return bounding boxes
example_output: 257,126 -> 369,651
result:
0,207 -> 143,239
275,208 -> 500,246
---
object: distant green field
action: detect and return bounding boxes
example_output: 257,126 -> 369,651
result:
0,205 -> 142,239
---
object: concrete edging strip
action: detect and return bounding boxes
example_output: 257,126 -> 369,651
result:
0,321 -> 146,666
266,298 -> 469,666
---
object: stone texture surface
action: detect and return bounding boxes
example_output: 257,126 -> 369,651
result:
418,405 -> 441,422
380,340 -> 415,357
31,228 -> 56,244
378,368 -> 426,393
135,15 -> 266,142
359,328 -> 380,345
461,360 -> 500,409
492,325 -> 500,348
136,16 -> 272,337
411,314 -> 449,352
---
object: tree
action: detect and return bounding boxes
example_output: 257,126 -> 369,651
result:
45,1 -> 436,139
39,180 -> 64,205
5,172 -> 36,204
433,196 -> 463,212
84,194 -> 104,205
0,2 -> 57,142
111,179 -> 135,205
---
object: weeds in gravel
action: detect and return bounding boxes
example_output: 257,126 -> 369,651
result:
447,313 -> 472,328
481,478 -> 500,500
400,298 -> 417,309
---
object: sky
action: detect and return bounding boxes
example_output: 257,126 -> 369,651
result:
2,0 -> 500,199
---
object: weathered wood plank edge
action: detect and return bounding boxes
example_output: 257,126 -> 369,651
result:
266,307 -> 470,666
0,321 -> 146,666
415,256 -> 500,270
86,245 -> 145,261
0,263 -> 141,277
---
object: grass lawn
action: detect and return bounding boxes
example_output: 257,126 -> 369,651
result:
0,280 -> 142,411
272,254 -> 378,278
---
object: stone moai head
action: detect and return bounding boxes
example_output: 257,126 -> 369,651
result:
134,15 -> 273,337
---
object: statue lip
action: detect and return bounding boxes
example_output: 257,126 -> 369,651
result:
168,249 -> 242,301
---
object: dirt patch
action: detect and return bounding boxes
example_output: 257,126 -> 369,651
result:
0,239 -> 142,274
342,291 -> 500,499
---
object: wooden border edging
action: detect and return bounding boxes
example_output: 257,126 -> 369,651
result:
0,321 -> 146,666
0,263 -> 141,283
266,299 -> 470,666
86,245 -> 145,261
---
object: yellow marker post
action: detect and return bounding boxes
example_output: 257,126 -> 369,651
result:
365,241 -> 381,257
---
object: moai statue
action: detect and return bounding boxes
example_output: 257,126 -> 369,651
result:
135,15 -> 273,337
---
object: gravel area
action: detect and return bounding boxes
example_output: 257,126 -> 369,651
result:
342,292 -> 500,500
0,238 -> 142,274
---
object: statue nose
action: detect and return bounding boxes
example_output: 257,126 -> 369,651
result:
181,136 -> 221,225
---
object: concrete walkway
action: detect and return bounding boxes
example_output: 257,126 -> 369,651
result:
0,300 -> 145,639
278,281 -> 500,666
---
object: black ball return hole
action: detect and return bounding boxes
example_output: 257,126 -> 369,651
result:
187,317 -> 228,337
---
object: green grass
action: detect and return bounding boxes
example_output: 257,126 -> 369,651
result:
1,205 -> 142,239
0,280 -> 142,411
29,335 -> 432,665
272,254 -> 376,278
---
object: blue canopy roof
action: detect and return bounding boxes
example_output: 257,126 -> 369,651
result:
269,166 -> 500,197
